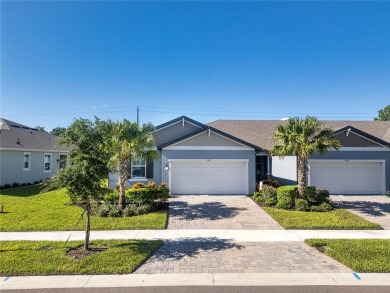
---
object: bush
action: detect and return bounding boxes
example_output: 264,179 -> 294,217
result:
126,186 -> 169,206
20,183 -> 27,187
304,186 -> 317,204
146,181 -> 156,188
33,181 -> 39,185
262,185 -> 277,206
253,192 -> 263,202
310,202 -> 334,212
11,182 -> 20,188
295,199 -> 309,211
108,204 -> 121,217
276,186 -> 297,210
3,184 -> 11,190
104,191 -> 119,205
316,189 -> 330,204
132,182 -> 145,189
262,179 -> 280,189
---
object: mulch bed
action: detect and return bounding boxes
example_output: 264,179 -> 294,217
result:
67,245 -> 108,259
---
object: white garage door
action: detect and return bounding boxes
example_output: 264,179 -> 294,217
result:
170,160 -> 247,195
309,161 -> 383,195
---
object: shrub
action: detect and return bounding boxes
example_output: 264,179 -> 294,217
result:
11,182 -> 20,188
304,186 -> 317,204
253,192 -> 264,203
276,186 -> 297,210
146,181 -> 156,188
20,183 -> 27,187
310,202 -> 334,212
126,186 -> 169,206
316,189 -> 330,204
262,185 -> 277,206
108,204 -> 121,217
33,181 -> 39,185
132,182 -> 145,189
262,179 -> 280,189
104,191 -> 119,205
3,184 -> 11,190
158,182 -> 168,189
295,199 -> 309,211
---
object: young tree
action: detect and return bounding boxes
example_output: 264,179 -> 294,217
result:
102,120 -> 158,210
43,118 -> 111,250
374,105 -> 390,121
270,117 -> 340,199
35,126 -> 46,132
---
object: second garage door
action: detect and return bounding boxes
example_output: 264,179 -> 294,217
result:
309,161 -> 383,195
170,160 -> 247,195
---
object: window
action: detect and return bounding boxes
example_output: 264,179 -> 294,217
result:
131,157 -> 146,178
23,153 -> 31,171
44,153 -> 52,172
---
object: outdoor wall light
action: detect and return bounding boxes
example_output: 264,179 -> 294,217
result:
164,163 -> 169,171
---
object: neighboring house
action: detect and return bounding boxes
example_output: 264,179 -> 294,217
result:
109,116 -> 390,195
0,118 -> 71,186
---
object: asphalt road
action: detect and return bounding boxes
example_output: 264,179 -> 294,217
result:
2,287 -> 389,293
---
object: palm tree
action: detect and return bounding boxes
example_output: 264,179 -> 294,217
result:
270,116 -> 340,198
103,119 -> 158,209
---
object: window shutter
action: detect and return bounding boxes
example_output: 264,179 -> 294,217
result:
127,159 -> 132,179
146,158 -> 154,179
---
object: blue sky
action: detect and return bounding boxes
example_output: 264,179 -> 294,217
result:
1,1 -> 389,130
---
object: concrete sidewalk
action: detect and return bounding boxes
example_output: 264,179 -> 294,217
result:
2,273 -> 390,290
1,229 -> 389,242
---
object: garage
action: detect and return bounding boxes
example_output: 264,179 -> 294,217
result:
170,160 -> 248,195
309,160 -> 384,195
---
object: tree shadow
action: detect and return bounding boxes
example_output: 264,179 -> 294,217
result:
168,200 -> 247,221
334,200 -> 390,217
148,237 -> 244,262
0,184 -> 43,197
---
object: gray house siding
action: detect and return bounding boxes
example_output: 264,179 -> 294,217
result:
310,150 -> 390,192
161,150 -> 256,194
152,121 -> 202,147
0,150 -> 65,186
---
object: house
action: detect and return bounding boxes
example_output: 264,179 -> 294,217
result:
109,116 -> 390,195
0,118 -> 71,187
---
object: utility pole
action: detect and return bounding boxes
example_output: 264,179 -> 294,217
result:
137,106 -> 139,126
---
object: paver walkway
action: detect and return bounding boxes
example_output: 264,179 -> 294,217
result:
167,195 -> 282,230
331,195 -> 390,230
135,239 -> 351,274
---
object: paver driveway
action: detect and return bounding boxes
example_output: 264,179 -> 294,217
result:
135,239 -> 351,274
167,195 -> 282,230
331,195 -> 390,229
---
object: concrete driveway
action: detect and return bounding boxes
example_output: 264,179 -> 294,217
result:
167,195 -> 282,230
331,195 -> 390,230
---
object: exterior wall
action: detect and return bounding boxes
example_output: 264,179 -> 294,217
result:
271,156 -> 297,185
152,121 -> 202,147
108,150 -> 162,189
161,149 -> 256,194
0,150 -> 65,186
310,149 -> 390,192
175,131 -> 244,147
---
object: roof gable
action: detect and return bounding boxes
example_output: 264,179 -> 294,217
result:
173,130 -> 249,148
334,126 -> 390,148
152,116 -> 206,148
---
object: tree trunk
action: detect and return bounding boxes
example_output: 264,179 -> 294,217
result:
297,156 -> 307,199
118,157 -> 131,210
84,201 -> 91,250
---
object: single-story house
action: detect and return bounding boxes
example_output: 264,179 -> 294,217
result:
0,118 -> 71,187
109,116 -> 390,195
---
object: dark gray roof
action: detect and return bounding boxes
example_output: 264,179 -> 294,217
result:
208,119 -> 390,151
0,118 -> 71,151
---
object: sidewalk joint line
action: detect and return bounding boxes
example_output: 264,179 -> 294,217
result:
82,275 -> 92,287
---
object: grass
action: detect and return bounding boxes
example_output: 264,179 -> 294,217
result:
263,207 -> 383,230
0,240 -> 163,276
0,185 -> 167,231
305,239 -> 390,273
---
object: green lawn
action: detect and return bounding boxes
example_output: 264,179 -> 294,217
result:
306,239 -> 390,273
263,207 -> 382,230
0,240 -> 163,275
0,185 -> 167,231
